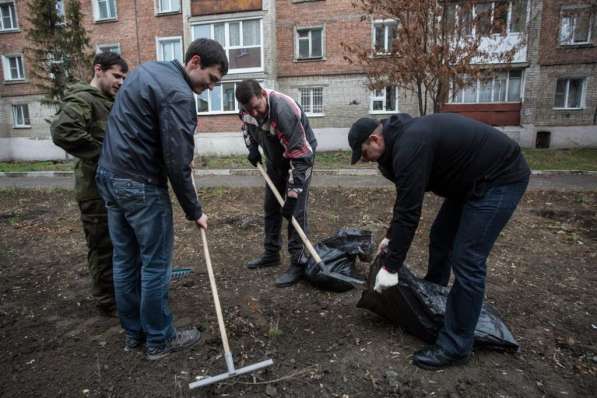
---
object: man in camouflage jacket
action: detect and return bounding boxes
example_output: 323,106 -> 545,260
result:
51,52 -> 128,316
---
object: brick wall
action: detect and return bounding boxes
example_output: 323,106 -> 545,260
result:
539,0 -> 597,66
276,0 -> 367,77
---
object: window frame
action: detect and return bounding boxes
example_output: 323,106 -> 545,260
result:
457,1 -> 527,37
295,25 -> 325,60
449,69 -> 524,104
298,87 -> 325,117
0,1 -> 18,31
155,0 -> 181,15
2,54 -> 25,81
372,19 -> 397,54
191,18 -> 264,74
12,104 -> 31,128
553,78 -> 586,110
96,43 -> 121,54
196,80 -> 248,115
155,36 -> 183,62
369,86 -> 399,114
559,5 -> 593,46
93,0 -> 118,22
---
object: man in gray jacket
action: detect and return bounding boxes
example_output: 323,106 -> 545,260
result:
96,39 -> 228,360
236,79 -> 317,288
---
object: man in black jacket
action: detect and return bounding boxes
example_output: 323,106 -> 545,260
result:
348,113 -> 530,370
96,39 -> 228,360
236,79 -> 317,287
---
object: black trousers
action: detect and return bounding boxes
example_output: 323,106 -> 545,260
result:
263,162 -> 311,263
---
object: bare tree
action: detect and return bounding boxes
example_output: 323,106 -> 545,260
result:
343,0 -> 523,115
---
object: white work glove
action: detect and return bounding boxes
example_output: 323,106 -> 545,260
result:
376,237 -> 390,256
374,266 -> 398,293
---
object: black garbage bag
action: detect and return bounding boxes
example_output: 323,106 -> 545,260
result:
357,255 -> 519,351
303,228 -> 373,292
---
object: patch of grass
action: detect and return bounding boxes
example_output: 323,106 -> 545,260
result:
0,160 -> 74,172
522,148 -> 597,171
2,149 -> 596,172
267,319 -> 283,338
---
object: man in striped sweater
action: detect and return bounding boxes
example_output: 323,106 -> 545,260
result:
236,79 -> 318,288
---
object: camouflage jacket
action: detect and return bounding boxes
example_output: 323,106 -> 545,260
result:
51,82 -> 114,202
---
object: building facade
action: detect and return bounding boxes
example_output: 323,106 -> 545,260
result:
0,0 -> 595,161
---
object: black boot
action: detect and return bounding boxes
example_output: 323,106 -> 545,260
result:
412,345 -> 470,370
246,252 -> 281,269
275,263 -> 305,287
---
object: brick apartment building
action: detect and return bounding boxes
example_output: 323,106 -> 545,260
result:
0,0 -> 595,161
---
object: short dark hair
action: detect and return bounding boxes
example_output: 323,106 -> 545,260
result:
184,38 -> 229,75
235,79 -> 264,105
93,51 -> 129,74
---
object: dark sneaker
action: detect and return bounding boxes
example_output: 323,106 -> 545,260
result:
124,335 -> 144,352
412,345 -> 470,370
246,253 -> 281,269
274,264 -> 305,288
144,327 -> 201,361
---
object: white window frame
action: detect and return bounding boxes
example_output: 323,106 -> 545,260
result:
449,69 -> 524,104
2,54 -> 25,81
298,87 -> 324,116
191,18 -> 263,74
155,0 -> 181,15
96,43 -> 121,54
0,1 -> 18,31
372,19 -> 397,54
295,25 -> 325,60
369,86 -> 399,114
155,36 -> 183,62
554,78 -> 586,110
196,80 -> 243,115
92,0 -> 118,22
559,6 -> 593,45
458,1 -> 527,37
12,104 -> 31,128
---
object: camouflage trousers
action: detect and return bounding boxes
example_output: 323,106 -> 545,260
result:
78,198 -> 114,308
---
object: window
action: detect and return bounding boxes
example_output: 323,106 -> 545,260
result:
373,20 -> 397,54
560,7 -> 592,45
369,86 -> 398,113
450,70 -> 523,103
296,27 -> 323,59
454,1 -> 527,36
93,0 -> 117,21
12,104 -> 30,128
192,19 -> 262,72
2,55 -> 25,81
196,81 -> 241,114
299,87 -> 324,115
0,1 -> 17,31
96,43 -> 121,54
156,37 -> 183,62
156,0 -> 180,14
554,78 -> 585,109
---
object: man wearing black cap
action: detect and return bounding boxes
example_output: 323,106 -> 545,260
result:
348,113 -> 530,370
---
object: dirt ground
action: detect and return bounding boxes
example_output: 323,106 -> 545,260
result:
0,187 -> 595,398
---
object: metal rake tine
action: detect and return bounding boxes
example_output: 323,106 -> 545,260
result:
171,267 -> 193,281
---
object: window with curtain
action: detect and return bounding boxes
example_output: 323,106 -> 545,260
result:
299,87 -> 324,115
12,104 -> 31,128
450,70 -> 523,103
554,78 -> 585,109
296,27 -> 324,59
157,37 -> 183,62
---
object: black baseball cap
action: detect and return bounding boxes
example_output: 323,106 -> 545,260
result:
348,118 -> 381,164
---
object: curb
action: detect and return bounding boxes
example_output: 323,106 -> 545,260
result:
0,169 -> 596,178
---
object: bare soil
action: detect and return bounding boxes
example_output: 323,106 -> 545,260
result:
0,187 -> 595,397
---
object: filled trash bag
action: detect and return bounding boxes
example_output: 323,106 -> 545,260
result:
357,255 -> 519,351
303,228 -> 373,292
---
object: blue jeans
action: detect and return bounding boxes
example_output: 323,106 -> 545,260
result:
425,178 -> 529,356
96,167 -> 175,347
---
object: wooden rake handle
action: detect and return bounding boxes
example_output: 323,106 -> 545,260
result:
200,228 -> 232,355
255,163 -> 322,264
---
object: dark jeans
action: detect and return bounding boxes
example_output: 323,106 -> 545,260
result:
78,198 -> 114,307
96,167 -> 176,347
263,162 -> 312,262
425,177 -> 529,356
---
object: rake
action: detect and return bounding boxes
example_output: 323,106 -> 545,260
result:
171,268 -> 192,281
189,228 -> 273,389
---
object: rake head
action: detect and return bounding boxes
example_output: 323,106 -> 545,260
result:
171,267 -> 193,281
